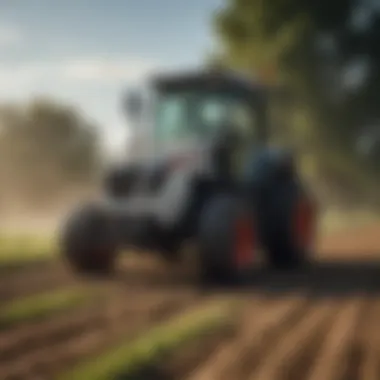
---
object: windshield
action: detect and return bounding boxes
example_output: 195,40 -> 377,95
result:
154,91 -> 258,143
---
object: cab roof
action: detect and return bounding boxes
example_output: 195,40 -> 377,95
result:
151,68 -> 267,97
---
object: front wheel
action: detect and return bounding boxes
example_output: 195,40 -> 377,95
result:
197,194 -> 256,286
60,202 -> 118,276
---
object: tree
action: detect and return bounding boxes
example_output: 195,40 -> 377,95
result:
0,98 -> 102,208
213,0 -> 380,199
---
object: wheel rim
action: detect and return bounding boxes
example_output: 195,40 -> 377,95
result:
234,215 -> 255,269
293,197 -> 315,251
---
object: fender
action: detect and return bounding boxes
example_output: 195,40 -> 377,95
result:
243,146 -> 301,220
244,147 -> 297,197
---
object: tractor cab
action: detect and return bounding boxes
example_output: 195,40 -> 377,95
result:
124,69 -> 273,179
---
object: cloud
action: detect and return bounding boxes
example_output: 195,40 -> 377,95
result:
0,57 -> 158,96
0,24 -> 23,47
61,57 -> 158,83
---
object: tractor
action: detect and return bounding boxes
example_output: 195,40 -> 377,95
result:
59,68 -> 316,285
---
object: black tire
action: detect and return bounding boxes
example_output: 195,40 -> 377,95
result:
159,238 -> 182,264
198,194 -> 255,286
60,203 -> 118,276
258,179 -> 315,270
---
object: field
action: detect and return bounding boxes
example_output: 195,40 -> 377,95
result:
2,213 -> 380,380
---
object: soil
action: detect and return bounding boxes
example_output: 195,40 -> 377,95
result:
2,223 -> 380,379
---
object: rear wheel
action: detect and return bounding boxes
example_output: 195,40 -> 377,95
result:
159,239 -> 182,264
60,203 -> 118,276
260,181 -> 316,270
198,194 -> 256,286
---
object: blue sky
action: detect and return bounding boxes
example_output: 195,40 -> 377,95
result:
0,0 -> 222,155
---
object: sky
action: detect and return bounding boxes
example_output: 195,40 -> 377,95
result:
0,0 -> 222,157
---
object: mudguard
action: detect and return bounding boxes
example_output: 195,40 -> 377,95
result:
244,146 -> 296,192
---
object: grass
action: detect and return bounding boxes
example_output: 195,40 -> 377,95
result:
0,233 -> 57,269
0,286 -> 94,329
320,209 -> 380,235
57,300 -> 240,380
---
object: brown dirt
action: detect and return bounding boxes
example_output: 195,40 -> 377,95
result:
2,223 -> 380,379
0,262 -> 76,304
134,297 -> 376,380
317,222 -> 380,259
115,223 -> 380,380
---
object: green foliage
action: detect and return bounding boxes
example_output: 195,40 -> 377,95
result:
213,0 -> 380,201
0,233 -> 56,269
321,208 -> 380,235
214,0 -> 310,82
57,301 -> 239,380
0,287 -> 93,328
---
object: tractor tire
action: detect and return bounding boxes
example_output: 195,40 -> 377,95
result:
60,202 -> 118,276
198,194 -> 255,286
157,232 -> 182,265
258,179 -> 316,270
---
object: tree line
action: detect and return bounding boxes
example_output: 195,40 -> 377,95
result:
0,98 -> 102,211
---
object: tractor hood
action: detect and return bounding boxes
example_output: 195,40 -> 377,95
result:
156,142 -> 214,178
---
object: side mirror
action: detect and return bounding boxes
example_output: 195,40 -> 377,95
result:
122,90 -> 144,123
